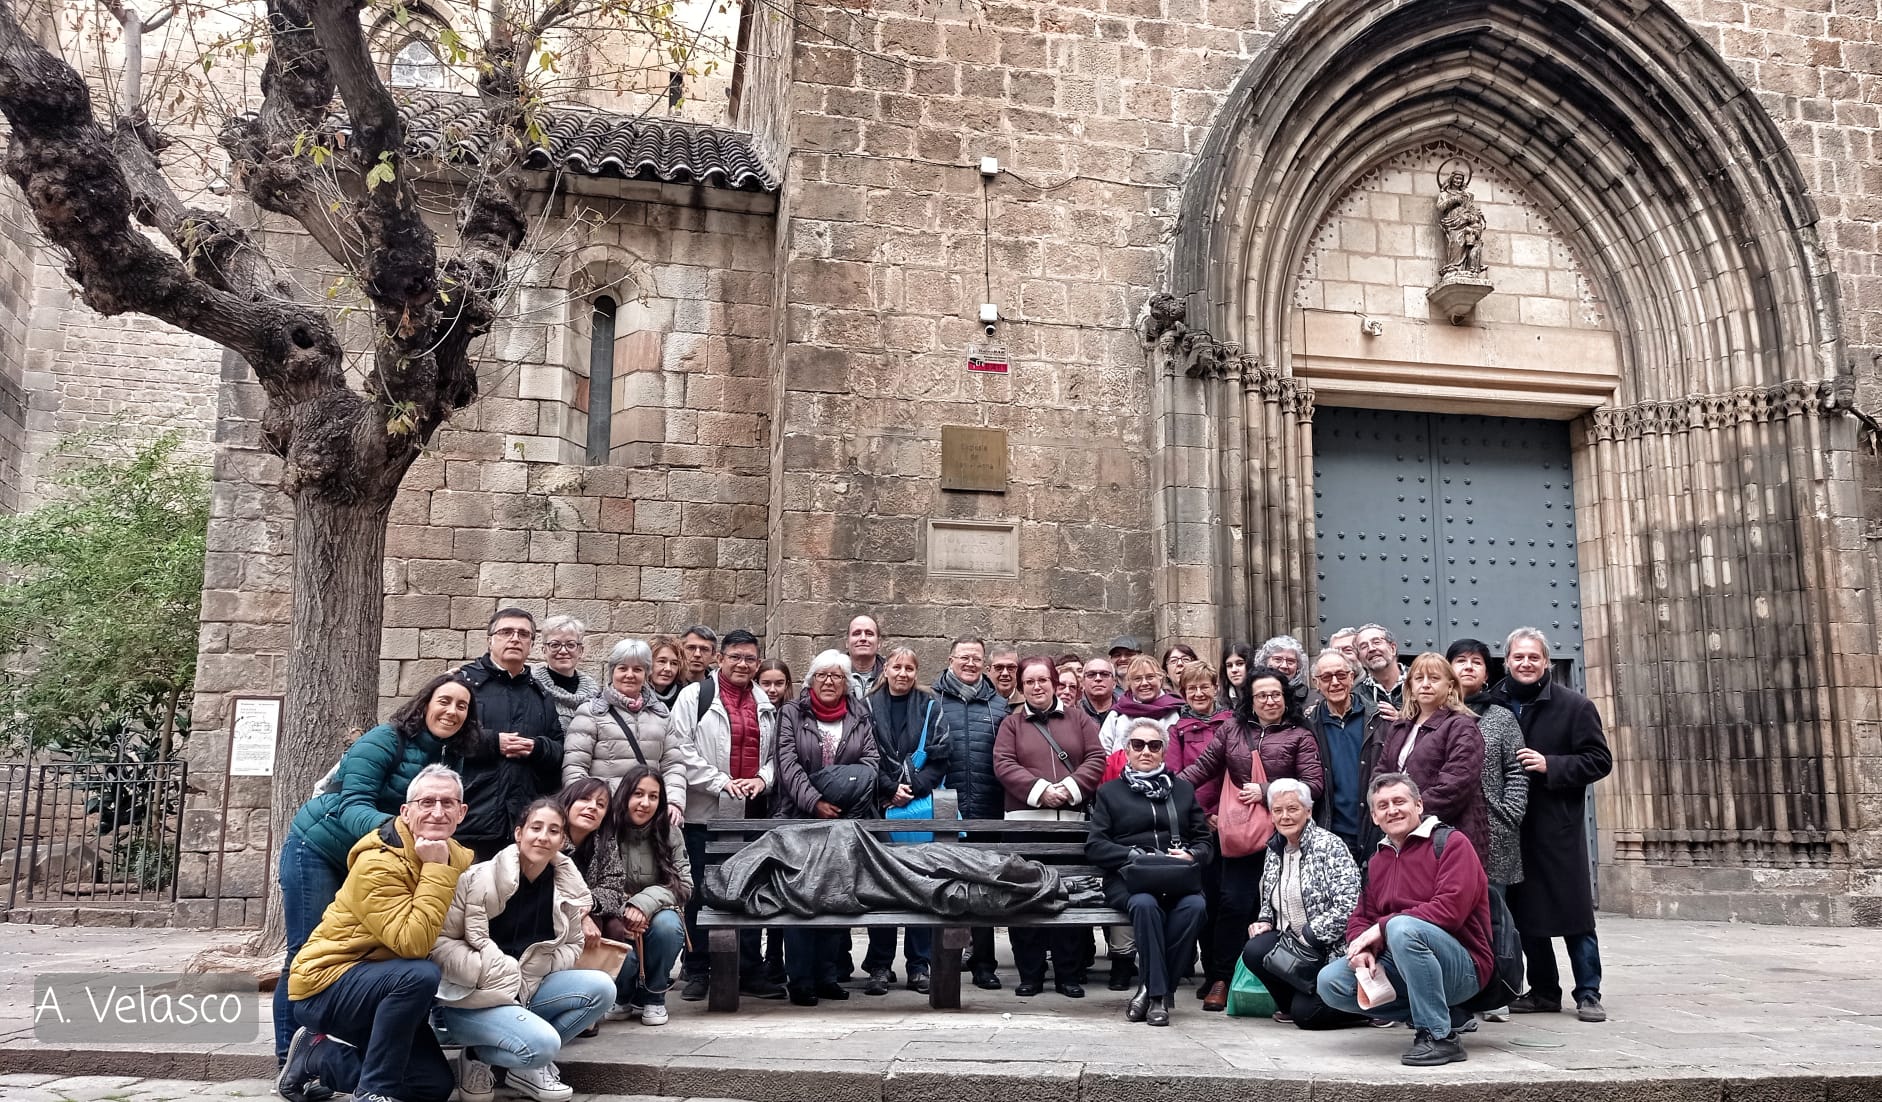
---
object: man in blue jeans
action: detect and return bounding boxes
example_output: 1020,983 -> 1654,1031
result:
1317,773 -> 1494,1066
277,765 -> 474,1102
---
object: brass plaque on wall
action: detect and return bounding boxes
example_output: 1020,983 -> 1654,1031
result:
940,426 -> 1008,493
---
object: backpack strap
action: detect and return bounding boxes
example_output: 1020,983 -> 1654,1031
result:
695,676 -> 717,722
1430,823 -> 1453,859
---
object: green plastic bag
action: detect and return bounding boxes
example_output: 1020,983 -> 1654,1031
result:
1226,957 -> 1278,1017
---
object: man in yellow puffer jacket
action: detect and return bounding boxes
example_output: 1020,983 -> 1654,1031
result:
278,764 -> 474,1102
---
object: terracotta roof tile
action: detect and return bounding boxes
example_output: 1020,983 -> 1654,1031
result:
337,92 -> 778,192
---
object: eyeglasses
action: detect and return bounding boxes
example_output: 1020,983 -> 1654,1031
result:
1127,739 -> 1166,752
544,640 -> 582,652
1084,670 -> 1113,679
491,627 -> 535,640
1316,670 -> 1353,683
410,797 -> 462,811
723,652 -> 760,665
990,663 -> 1019,673
811,670 -> 848,682
1251,691 -> 1287,702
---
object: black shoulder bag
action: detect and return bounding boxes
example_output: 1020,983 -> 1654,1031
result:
605,707 -> 649,766
1120,787 -> 1204,898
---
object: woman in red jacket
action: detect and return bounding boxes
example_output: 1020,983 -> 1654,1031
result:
993,655 -> 1107,998
1371,653 -> 1487,860
1179,665 -> 1323,1011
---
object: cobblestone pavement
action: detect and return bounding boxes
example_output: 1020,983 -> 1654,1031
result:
0,1078 -> 710,1102
2,915 -> 1880,1098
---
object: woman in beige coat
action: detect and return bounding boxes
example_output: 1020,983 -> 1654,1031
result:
429,798 -> 614,1102
563,639 -> 689,824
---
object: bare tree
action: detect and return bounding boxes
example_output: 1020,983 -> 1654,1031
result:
0,0 -> 724,943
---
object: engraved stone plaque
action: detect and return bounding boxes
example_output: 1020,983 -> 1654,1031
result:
940,425 -> 1008,493
927,520 -> 1019,579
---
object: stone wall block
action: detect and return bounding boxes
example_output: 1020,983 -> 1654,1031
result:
479,561 -> 557,597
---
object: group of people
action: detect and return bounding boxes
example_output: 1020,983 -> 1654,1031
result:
270,609 -> 1614,1102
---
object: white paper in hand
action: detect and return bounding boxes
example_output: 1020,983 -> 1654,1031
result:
1355,962 -> 1397,1010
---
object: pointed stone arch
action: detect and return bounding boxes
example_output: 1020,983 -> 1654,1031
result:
1156,0 -> 1876,915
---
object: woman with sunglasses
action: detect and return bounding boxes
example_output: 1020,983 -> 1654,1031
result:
1178,664 -> 1323,1012
1087,718 -> 1214,1027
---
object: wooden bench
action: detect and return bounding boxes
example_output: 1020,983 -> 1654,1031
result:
695,818 -> 1128,1012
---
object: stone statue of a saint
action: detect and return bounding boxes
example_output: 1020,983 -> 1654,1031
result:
1435,166 -> 1487,276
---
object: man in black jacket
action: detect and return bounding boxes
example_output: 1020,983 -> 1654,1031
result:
1491,627 -> 1612,1024
453,607 -> 564,859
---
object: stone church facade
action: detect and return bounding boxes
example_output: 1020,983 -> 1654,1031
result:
4,0 -> 1880,926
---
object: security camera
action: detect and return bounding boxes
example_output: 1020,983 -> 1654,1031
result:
983,322 -> 997,338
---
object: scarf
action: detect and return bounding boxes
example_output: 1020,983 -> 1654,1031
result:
1115,691 -> 1184,719
1464,688 -> 1496,715
1122,764 -> 1174,802
809,691 -> 849,723
650,679 -> 682,710
1505,673 -> 1547,702
1023,698 -> 1063,721
602,685 -> 644,713
531,665 -> 597,716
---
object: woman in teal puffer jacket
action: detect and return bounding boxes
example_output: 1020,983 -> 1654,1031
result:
272,672 -> 482,1065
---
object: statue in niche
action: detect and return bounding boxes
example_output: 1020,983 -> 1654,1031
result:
1427,157 -> 1493,323
1436,162 -> 1487,276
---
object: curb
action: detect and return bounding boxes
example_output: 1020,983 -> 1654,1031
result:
3,1046 -> 1880,1102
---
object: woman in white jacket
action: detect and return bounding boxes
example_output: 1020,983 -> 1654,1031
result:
430,798 -> 615,1102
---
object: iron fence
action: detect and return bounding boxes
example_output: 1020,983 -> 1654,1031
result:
1,758 -> 188,910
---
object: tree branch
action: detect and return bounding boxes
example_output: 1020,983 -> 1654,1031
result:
0,0 -> 344,422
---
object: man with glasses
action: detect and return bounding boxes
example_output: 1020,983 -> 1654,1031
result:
678,625 -> 719,684
670,628 -> 783,1001
1305,648 -> 1390,860
278,765 -> 474,1102
987,648 -> 1022,704
455,607 -> 564,859
1079,656 -> 1118,726
1355,624 -> 1406,719
932,635 -> 1010,989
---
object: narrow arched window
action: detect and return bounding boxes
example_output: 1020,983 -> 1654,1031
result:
391,39 -> 447,89
585,295 -> 617,464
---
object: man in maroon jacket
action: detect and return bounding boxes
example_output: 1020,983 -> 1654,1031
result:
1316,772 -> 1493,1066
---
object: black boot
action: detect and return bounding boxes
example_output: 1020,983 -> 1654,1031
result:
1107,956 -> 1137,992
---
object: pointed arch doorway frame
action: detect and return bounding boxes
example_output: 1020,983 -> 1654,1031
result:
1154,0 -> 1876,919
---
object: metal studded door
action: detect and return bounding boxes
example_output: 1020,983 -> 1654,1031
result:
1311,407 -> 1583,662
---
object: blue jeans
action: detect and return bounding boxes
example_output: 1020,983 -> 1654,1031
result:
1522,931 -> 1602,1004
1317,916 -> 1481,1036
292,958 -> 454,1102
616,909 -> 686,1007
431,970 -> 615,1069
274,833 -> 348,1062
861,926 -> 933,974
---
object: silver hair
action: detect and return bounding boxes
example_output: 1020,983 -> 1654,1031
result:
1356,623 -> 1397,648
1126,717 -> 1167,742
407,763 -> 464,802
1367,771 -> 1421,803
1255,634 -> 1308,667
1329,626 -> 1358,640
803,648 -> 853,688
1312,648 -> 1365,680
540,615 -> 586,638
608,637 -> 653,673
1505,626 -> 1552,659
1267,777 -> 1314,811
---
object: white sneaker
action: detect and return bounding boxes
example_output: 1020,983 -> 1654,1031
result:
641,1003 -> 669,1026
507,1062 -> 574,1102
604,1001 -> 640,1022
456,1052 -> 496,1102
1480,1006 -> 1511,1023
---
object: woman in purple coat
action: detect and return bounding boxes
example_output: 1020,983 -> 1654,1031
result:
1370,653 -> 1487,858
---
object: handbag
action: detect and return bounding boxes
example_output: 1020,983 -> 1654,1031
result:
1261,927 -> 1327,995
575,935 -> 630,975
1226,956 -> 1277,1017
886,701 -> 937,843
1216,738 -> 1275,858
1119,790 -> 1202,897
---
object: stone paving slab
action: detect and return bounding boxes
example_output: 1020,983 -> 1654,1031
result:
1,916 -> 1880,1100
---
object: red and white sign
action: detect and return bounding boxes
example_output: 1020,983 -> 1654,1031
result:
967,343 -> 1009,373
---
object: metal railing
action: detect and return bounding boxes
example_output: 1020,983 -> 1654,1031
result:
2,758 -> 188,910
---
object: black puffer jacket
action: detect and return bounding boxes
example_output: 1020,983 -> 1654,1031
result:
454,654 -> 565,857
1086,775 -> 1215,908
868,685 -> 951,801
932,670 -> 1009,822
